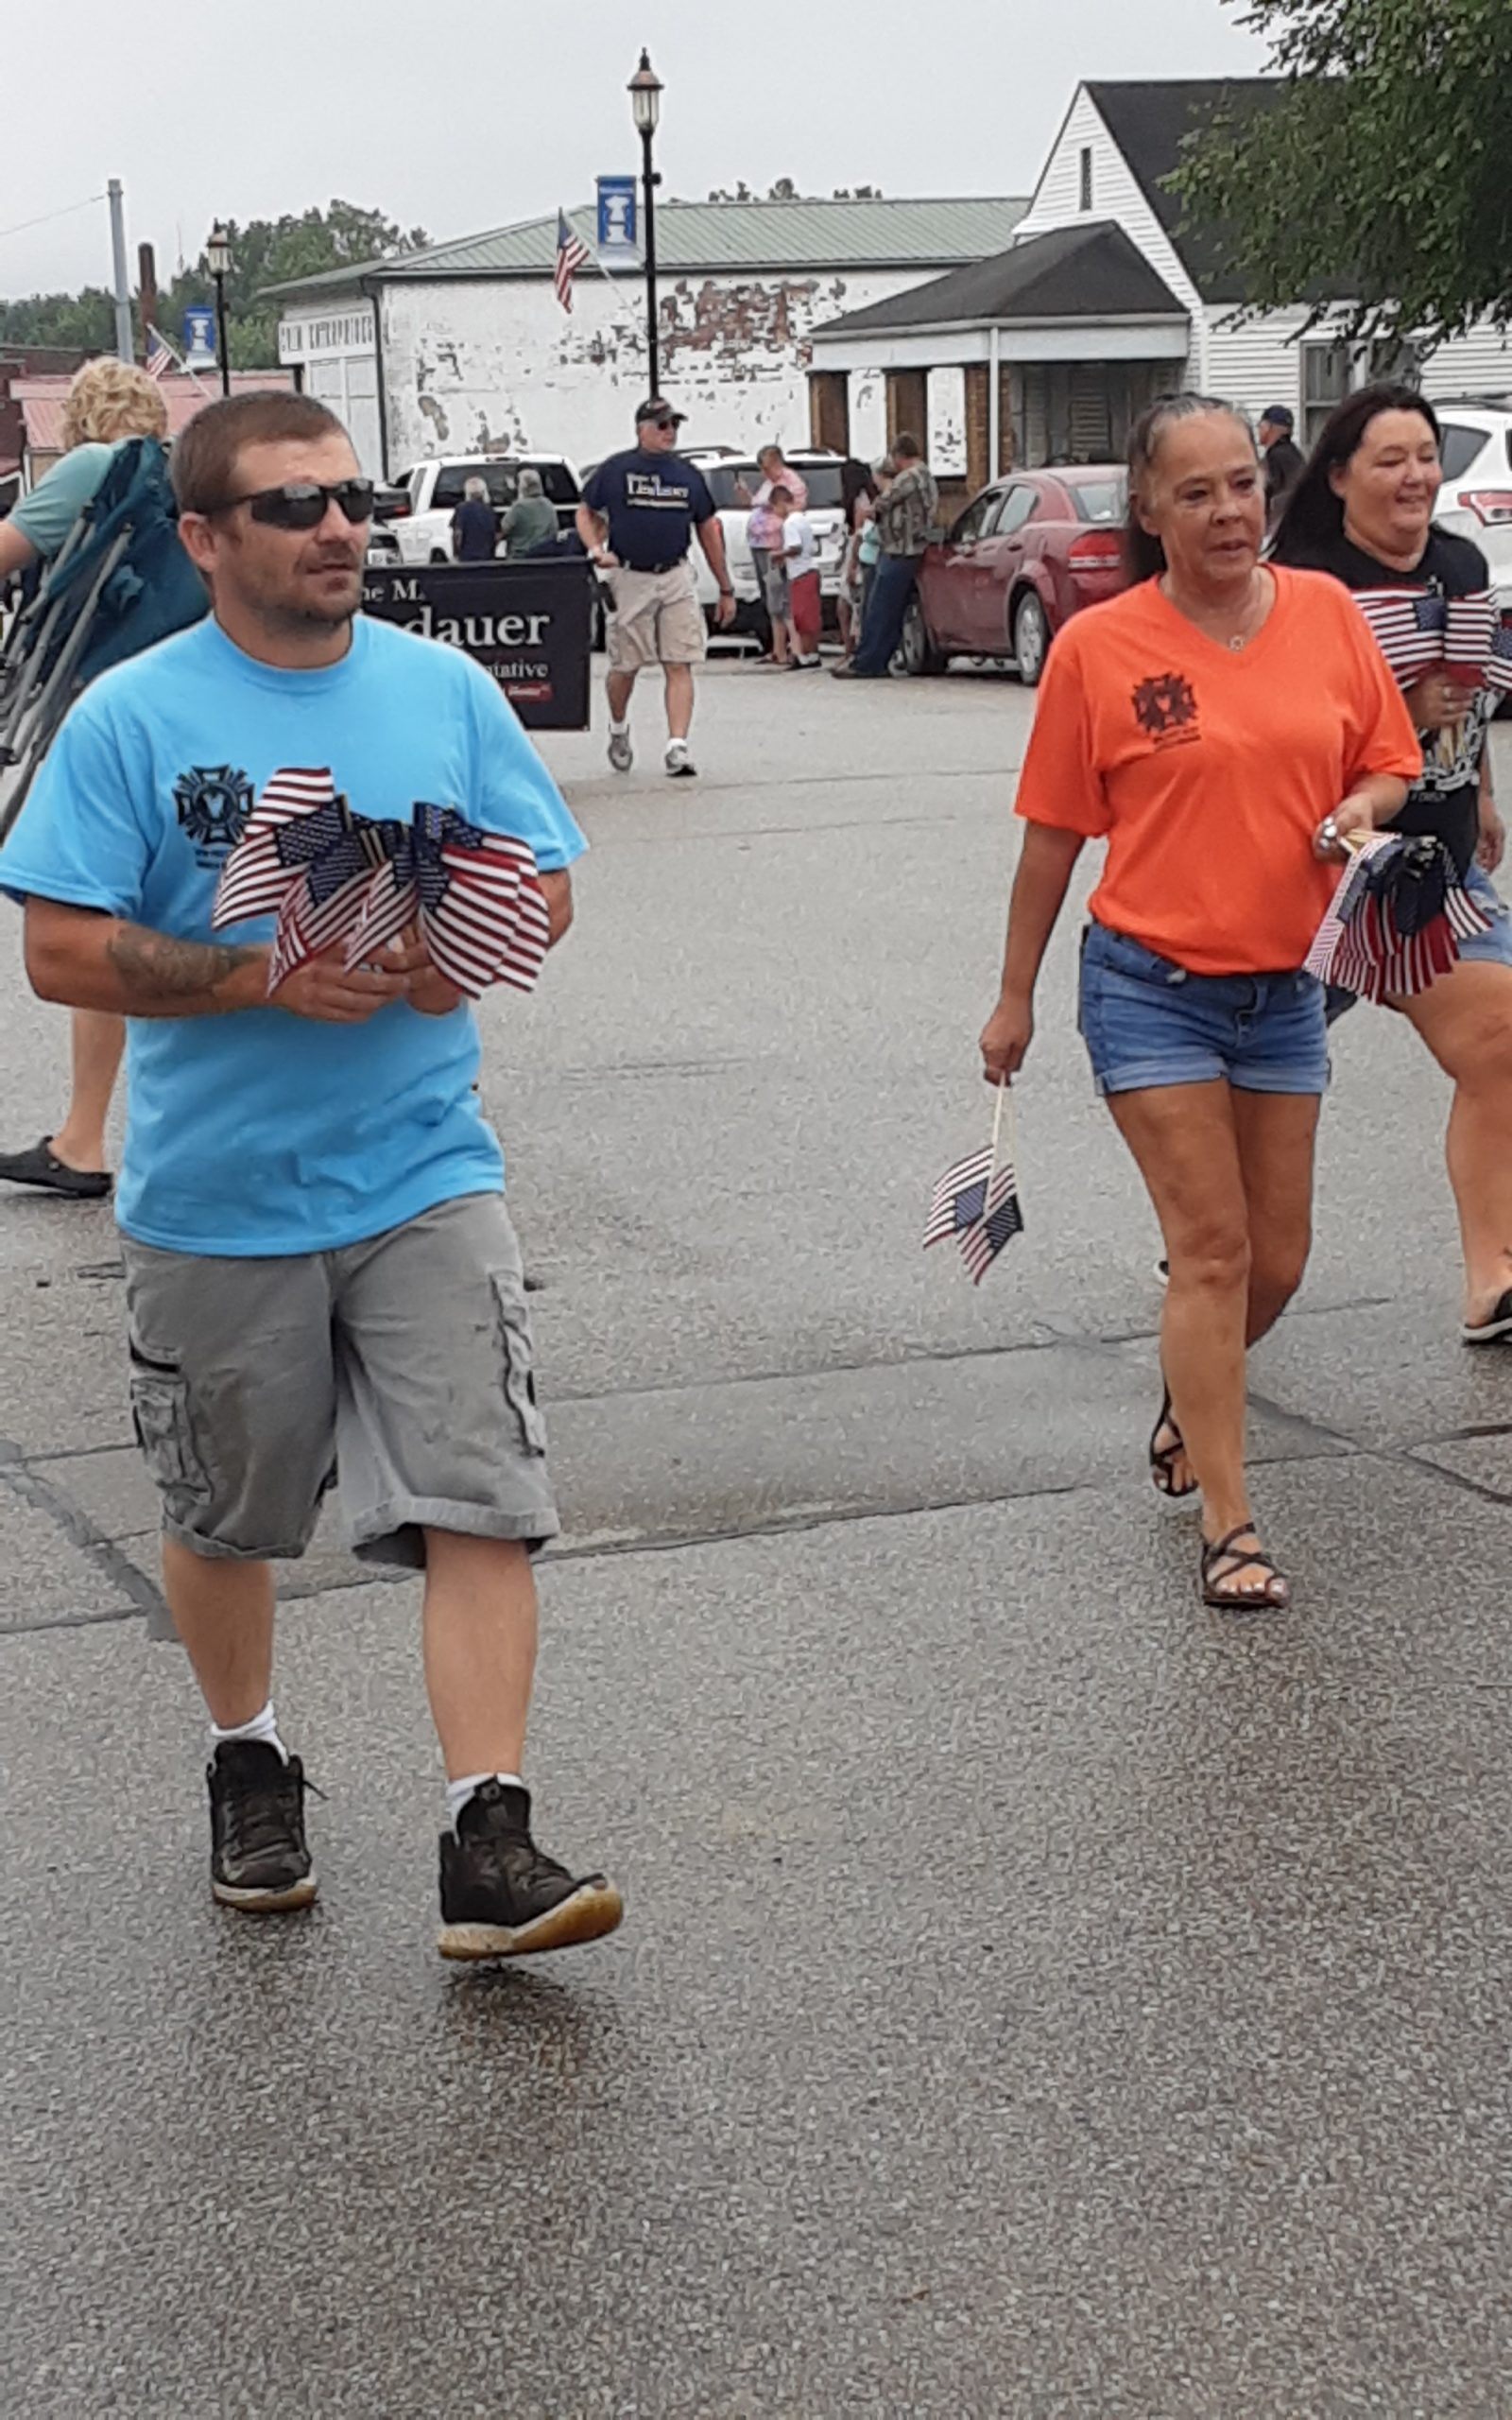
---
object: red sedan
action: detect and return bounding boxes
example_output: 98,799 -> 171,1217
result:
901,465 -> 1127,685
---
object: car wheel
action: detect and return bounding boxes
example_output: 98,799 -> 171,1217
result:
897,596 -> 943,677
1012,591 -> 1051,687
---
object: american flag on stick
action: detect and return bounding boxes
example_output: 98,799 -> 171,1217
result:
1305,830 -> 1491,1004
145,326 -> 173,382
211,769 -> 551,999
1351,586 -> 1445,684
924,1080 -> 1024,1285
554,210 -> 590,312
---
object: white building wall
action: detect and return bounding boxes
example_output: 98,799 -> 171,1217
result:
1420,325 -> 1512,399
1205,306 -> 1312,422
1016,88 -> 1207,368
335,265 -> 944,475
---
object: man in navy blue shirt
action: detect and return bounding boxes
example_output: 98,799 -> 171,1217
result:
576,399 -> 734,779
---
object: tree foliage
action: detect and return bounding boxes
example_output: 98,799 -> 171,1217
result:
0,200 -> 428,370
1175,0 -> 1512,345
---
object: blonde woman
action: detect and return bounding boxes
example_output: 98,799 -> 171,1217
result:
0,358 -> 170,1200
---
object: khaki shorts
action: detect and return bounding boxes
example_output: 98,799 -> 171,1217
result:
121,1194 -> 558,1570
606,559 -> 706,671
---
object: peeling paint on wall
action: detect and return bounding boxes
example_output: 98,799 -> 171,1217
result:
315,268 -> 950,473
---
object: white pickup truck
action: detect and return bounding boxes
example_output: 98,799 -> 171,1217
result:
383,454 -> 584,566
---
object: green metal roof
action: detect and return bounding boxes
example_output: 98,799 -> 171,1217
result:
262,197 -> 1028,301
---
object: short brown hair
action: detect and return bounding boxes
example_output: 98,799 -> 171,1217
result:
891,431 -> 922,461
171,390 -> 348,514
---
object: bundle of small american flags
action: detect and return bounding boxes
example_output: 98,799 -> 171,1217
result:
211,768 -> 550,998
1305,829 -> 1491,1003
924,1081 -> 1024,1284
1352,584 -> 1512,692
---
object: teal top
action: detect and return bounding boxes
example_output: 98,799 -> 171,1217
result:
8,441 -> 125,559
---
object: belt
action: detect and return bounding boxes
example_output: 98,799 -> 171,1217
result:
624,556 -> 687,576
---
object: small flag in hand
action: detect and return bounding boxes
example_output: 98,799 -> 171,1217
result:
924,1083 -> 1024,1285
554,211 -> 590,313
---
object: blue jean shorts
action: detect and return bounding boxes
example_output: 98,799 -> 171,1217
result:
1078,920 -> 1331,1098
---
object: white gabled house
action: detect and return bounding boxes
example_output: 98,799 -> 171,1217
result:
807,79 -> 1512,492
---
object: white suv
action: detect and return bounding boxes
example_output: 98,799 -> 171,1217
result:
386,454 -> 583,566
1432,402 -> 1512,611
683,449 -> 850,636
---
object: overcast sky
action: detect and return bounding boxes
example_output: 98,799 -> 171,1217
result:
2,0 -> 1265,300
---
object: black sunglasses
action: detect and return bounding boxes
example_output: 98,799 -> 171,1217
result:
215,478 -> 376,529
644,416 -> 678,432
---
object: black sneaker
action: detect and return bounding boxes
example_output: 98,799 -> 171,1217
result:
438,1780 -> 623,1961
207,1740 -> 318,1911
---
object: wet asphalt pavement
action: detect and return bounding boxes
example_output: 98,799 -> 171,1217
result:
3,661 -> 1511,2417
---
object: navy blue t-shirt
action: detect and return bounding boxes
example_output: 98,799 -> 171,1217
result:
582,447 -> 715,570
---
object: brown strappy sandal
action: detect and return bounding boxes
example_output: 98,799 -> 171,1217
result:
1149,1385 -> 1201,1513
1200,1525 -> 1291,1612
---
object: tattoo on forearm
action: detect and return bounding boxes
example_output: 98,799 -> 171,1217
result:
105,925 -> 263,1002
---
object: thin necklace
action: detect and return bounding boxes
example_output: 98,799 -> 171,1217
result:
1163,569 -> 1269,650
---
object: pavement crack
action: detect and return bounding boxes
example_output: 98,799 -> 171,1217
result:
0,1437 -> 165,1627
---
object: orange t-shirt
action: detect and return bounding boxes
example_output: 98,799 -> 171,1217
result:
1014,567 -> 1422,975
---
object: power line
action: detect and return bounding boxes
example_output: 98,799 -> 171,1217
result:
0,194 -> 107,246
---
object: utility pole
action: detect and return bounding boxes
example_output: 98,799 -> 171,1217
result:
107,180 -> 133,365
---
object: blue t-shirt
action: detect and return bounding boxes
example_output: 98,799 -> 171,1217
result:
581,447 -> 714,570
9,442 -> 124,560
0,614 -> 585,1257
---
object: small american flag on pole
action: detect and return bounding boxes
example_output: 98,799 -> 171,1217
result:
1351,586 -> 1446,683
211,770 -> 552,998
554,211 -> 590,313
924,1081 -> 1024,1285
145,327 -> 173,382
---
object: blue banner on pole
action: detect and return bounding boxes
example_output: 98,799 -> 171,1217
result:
183,305 -> 215,359
596,176 -> 638,254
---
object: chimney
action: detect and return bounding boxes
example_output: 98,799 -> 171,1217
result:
137,242 -> 159,363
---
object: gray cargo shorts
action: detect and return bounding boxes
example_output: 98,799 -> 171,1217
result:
121,1193 -> 558,1570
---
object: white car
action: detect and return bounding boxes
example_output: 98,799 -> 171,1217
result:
385,454 -> 583,566
683,449 -> 851,637
1432,401 -> 1512,612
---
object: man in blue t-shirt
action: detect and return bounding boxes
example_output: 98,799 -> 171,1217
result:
576,397 -> 734,780
0,390 -> 623,1963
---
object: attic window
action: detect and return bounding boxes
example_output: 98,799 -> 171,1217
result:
1078,147 -> 1093,212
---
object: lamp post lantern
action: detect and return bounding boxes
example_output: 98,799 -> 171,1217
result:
206,224 -> 232,397
627,50 -> 663,396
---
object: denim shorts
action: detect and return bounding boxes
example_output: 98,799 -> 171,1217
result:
1458,864 -> 1512,969
1078,920 -> 1331,1098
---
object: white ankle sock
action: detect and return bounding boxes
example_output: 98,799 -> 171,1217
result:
210,1700 -> 287,1762
446,1771 -> 525,1830
609,717 -> 629,735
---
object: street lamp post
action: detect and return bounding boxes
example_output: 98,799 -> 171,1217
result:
206,225 -> 232,398
628,50 -> 663,397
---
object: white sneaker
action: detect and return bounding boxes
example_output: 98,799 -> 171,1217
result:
664,739 -> 696,779
607,726 -> 633,774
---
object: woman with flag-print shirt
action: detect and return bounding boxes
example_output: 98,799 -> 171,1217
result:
978,393 -> 1419,1615
1273,385 -> 1512,1352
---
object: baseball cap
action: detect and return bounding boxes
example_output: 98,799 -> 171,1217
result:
636,397 -> 686,425
1259,405 -> 1295,432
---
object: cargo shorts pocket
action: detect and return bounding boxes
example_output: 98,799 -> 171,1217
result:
491,1277 -> 548,1456
129,1349 -> 212,1503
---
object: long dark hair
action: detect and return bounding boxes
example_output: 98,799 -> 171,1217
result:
1123,392 -> 1257,583
840,455 -> 878,528
1270,383 -> 1442,562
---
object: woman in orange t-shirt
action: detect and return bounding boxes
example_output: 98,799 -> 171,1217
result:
979,394 -> 1420,1611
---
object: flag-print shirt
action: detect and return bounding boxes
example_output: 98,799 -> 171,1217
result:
1014,568 -> 1421,977
1283,527 -> 1493,876
0,614 -> 585,1256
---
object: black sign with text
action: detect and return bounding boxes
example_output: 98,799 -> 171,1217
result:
360,558 -> 593,730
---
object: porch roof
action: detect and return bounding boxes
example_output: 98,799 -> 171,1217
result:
810,221 -> 1187,343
